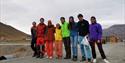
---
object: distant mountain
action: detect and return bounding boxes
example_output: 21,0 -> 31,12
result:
0,22 -> 30,41
103,24 -> 125,40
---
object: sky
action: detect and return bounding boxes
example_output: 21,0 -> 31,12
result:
0,0 -> 125,34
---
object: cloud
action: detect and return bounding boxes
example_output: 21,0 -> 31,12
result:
0,0 -> 124,34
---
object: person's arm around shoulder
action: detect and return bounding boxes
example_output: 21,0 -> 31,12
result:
85,20 -> 90,35
31,27 -> 33,36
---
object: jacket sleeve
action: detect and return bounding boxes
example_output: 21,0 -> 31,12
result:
77,22 -> 80,32
97,24 -> 102,40
86,21 -> 89,34
31,28 -> 33,36
44,25 -> 47,35
31,28 -> 37,38
75,22 -> 78,32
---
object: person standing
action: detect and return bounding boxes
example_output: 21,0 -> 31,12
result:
31,22 -> 37,57
69,16 -> 78,61
36,18 -> 46,58
45,20 -> 55,59
89,16 -> 110,63
55,23 -> 63,59
77,14 -> 92,62
60,17 -> 71,59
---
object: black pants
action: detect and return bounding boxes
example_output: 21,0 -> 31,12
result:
63,37 -> 71,58
36,45 -> 45,57
89,40 -> 106,59
31,38 -> 37,56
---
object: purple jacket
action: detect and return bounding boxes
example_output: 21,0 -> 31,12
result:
89,23 -> 102,41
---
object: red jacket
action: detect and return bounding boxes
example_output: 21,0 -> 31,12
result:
46,25 -> 55,41
36,23 -> 46,38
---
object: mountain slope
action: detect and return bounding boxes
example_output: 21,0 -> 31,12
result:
103,24 -> 125,40
0,22 -> 30,41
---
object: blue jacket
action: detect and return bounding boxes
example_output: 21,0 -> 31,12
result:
89,23 -> 102,41
70,22 -> 78,36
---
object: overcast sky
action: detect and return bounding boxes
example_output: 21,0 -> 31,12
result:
0,0 -> 125,34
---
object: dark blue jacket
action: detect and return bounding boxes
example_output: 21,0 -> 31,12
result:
31,27 -> 37,43
70,22 -> 78,36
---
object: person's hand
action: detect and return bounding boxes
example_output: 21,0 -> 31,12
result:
97,40 -> 101,43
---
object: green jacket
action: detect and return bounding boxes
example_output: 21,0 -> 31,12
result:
61,21 -> 70,38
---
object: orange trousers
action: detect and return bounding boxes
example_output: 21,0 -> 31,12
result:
55,41 -> 63,57
46,41 -> 53,57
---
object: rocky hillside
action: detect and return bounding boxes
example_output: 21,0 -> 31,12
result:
0,22 -> 30,41
103,24 -> 125,41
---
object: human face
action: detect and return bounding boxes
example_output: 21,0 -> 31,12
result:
56,24 -> 60,29
90,18 -> 96,24
78,17 -> 83,21
48,20 -> 52,26
32,22 -> 36,26
40,19 -> 44,24
60,19 -> 65,24
69,18 -> 73,22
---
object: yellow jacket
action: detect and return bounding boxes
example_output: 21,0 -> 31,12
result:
55,28 -> 62,41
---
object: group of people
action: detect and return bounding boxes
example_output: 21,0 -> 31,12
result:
30,14 -> 110,63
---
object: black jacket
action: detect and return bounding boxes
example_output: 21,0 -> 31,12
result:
31,27 -> 37,39
77,19 -> 89,36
